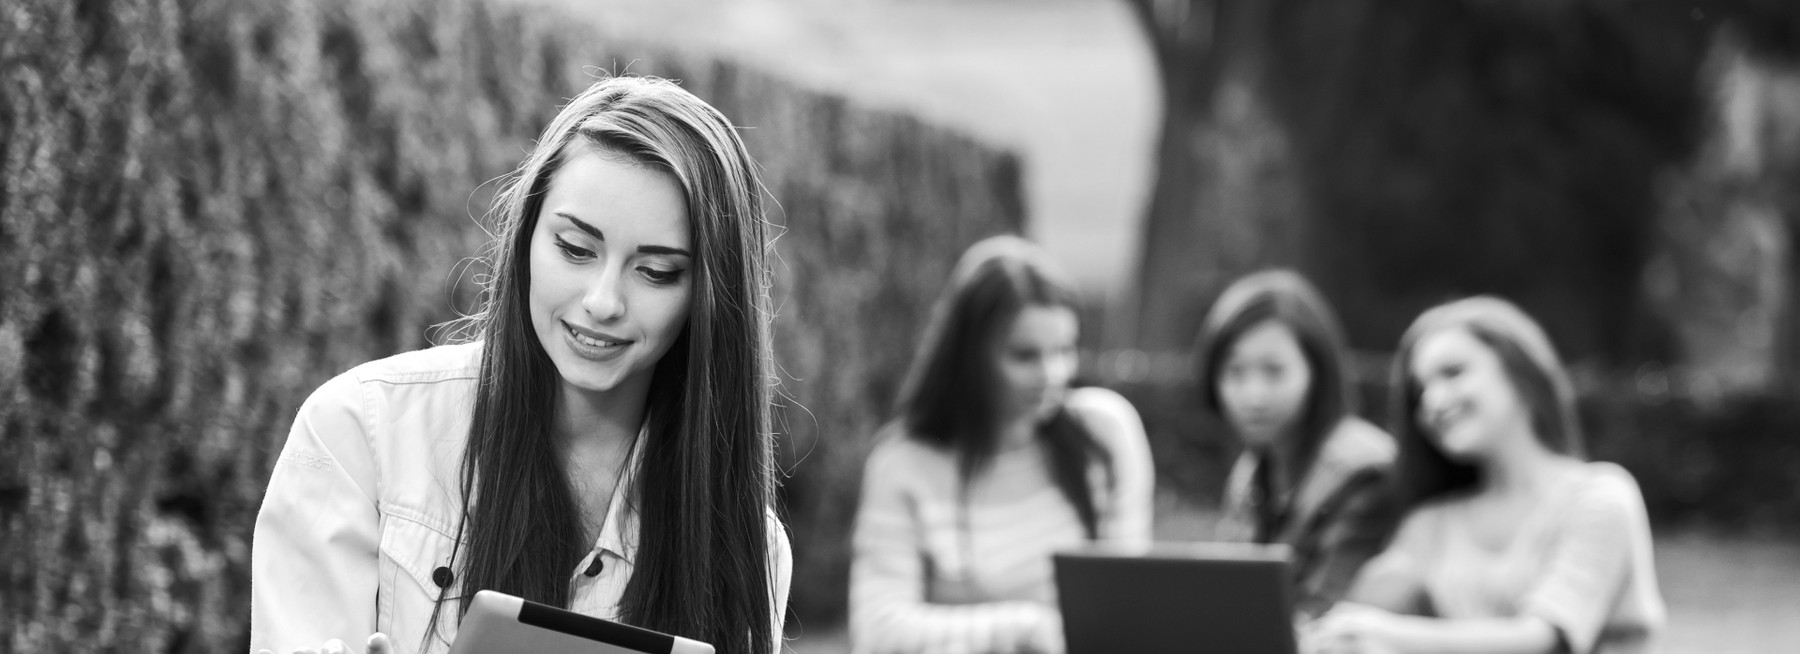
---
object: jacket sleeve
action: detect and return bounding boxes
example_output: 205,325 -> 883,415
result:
847,439 -> 1057,654
1292,465 -> 1399,620
249,371 -> 382,653
769,511 -> 793,654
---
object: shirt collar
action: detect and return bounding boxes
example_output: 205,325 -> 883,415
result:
592,422 -> 647,564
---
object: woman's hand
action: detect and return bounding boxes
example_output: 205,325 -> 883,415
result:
1021,608 -> 1065,654
1301,603 -> 1404,654
256,632 -> 392,654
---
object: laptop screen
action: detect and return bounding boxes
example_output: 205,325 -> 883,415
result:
1054,542 -> 1299,654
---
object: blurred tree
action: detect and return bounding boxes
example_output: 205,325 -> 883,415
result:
1643,28 -> 1800,399
1262,0 -> 1711,361
1122,0 -> 1800,366
1123,0 -> 1307,352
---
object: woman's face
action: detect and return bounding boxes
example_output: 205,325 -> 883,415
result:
528,147 -> 693,401
1407,327 -> 1531,461
993,304 -> 1080,426
1216,320 -> 1313,450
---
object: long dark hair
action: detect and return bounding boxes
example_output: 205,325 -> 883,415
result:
893,235 -> 1111,538
433,76 -> 776,654
1193,269 -> 1357,485
1389,296 -> 1584,509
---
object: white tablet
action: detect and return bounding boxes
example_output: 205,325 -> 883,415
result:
448,590 -> 715,654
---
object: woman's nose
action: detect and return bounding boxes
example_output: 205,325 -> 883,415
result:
582,267 -> 626,321
1419,380 -> 1450,412
1046,352 -> 1076,385
1230,375 -> 1271,405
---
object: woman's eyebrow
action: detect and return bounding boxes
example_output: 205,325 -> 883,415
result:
558,212 -> 691,257
638,245 -> 692,257
557,212 -> 604,241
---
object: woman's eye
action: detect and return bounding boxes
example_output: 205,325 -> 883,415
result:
639,267 -> 683,284
554,236 -> 595,260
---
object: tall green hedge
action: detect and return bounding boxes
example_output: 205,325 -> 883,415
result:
0,0 -> 1022,649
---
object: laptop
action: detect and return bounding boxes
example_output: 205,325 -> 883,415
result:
448,590 -> 715,654
1054,542 -> 1298,654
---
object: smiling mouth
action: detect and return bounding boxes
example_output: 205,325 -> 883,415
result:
564,322 -> 631,349
1426,408 -> 1468,436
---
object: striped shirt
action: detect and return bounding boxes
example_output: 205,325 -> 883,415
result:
849,387 -> 1155,654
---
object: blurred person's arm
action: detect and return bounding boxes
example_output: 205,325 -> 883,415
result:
1511,466 -> 1653,654
250,371 -> 381,653
1067,387 -> 1154,545
1341,502 -> 1433,615
1306,605 -> 1558,654
848,433 -> 1061,654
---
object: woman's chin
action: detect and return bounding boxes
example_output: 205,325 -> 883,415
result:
1432,431 -> 1488,462
1233,426 -> 1283,449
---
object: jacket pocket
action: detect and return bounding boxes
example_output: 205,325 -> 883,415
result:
378,509 -> 463,651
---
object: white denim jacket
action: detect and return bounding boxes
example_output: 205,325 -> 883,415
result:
249,343 -> 792,654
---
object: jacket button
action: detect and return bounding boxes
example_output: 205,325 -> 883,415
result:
432,566 -> 455,588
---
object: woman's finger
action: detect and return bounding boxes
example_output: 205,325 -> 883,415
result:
322,640 -> 350,654
366,633 -> 393,654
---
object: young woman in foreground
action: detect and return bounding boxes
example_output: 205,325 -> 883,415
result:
1194,270 -> 1398,622
250,76 -> 790,654
1306,297 -> 1664,654
849,235 -> 1155,654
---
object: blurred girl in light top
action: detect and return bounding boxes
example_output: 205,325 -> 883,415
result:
1306,297 -> 1664,654
849,235 -> 1155,654
250,76 -> 790,654
1195,270 -> 1399,621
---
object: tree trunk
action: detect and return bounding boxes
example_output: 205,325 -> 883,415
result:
1126,0 -> 1307,351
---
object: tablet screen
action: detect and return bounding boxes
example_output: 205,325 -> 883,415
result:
448,590 -> 714,654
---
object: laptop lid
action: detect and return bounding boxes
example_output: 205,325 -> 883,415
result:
1054,542 -> 1298,654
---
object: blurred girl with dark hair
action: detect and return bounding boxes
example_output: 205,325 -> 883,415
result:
849,235 -> 1155,654
1195,270 -> 1399,621
250,76 -> 789,654
1306,297 -> 1664,654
